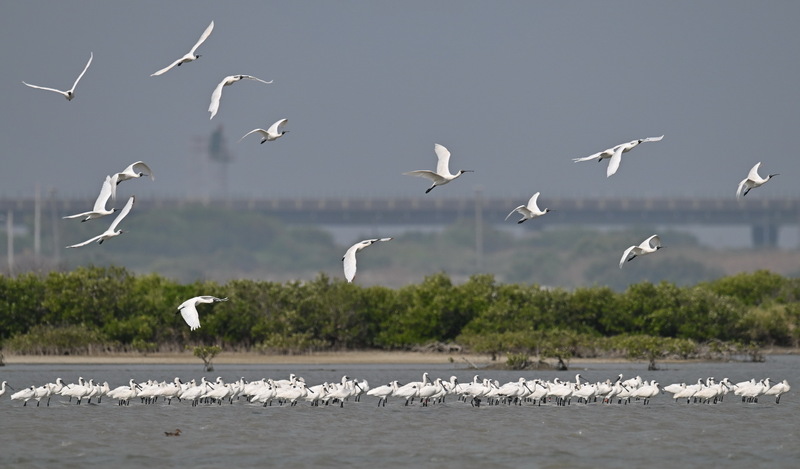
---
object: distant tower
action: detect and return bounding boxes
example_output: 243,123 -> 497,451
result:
190,125 -> 235,201
208,124 -> 234,200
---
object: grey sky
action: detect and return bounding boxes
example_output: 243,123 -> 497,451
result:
2,1 -> 798,204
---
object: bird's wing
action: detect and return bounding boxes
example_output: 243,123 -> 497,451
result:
132,161 -> 155,180
572,150 -> 603,163
92,176 -> 114,212
66,233 -> 104,249
189,20 -> 214,55
22,81 -> 67,96
239,128 -> 267,142
179,302 -> 202,330
109,173 -> 121,201
70,52 -> 93,92
403,170 -> 447,184
747,162 -> 762,181
342,244 -> 360,282
195,295 -> 228,303
573,146 -> 615,163
527,192 -> 541,212
619,245 -> 638,268
433,143 -> 451,176
108,196 -> 134,232
268,118 -> 288,135
151,58 -> 184,77
242,75 -> 273,85
735,178 -> 748,199
62,211 -> 92,219
642,135 -> 664,143
505,205 -> 524,221
606,145 -> 624,177
208,78 -> 227,118
644,234 -> 661,249
177,297 -> 198,310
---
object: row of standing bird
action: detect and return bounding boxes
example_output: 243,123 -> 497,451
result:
2,373 -> 789,407
21,20 -> 780,332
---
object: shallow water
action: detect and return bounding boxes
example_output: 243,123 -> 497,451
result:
1,356 -> 797,468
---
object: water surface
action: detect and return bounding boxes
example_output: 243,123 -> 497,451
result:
1,356 -> 797,468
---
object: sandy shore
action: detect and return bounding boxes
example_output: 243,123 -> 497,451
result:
2,351 -> 498,366
3,348 -> 795,367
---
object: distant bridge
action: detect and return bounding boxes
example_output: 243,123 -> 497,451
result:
2,196 -> 798,247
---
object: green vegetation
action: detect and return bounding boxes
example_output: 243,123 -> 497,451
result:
0,267 -> 797,363
193,345 -> 222,372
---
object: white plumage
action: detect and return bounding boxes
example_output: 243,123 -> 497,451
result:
573,135 -> 664,177
505,192 -> 552,224
110,161 -> 154,201
619,234 -> 663,268
62,175 -> 116,222
151,20 -> 214,76
239,118 -> 289,144
736,162 -> 778,199
208,74 -> 273,120
177,295 -> 228,331
22,52 -> 93,101
342,238 -> 392,283
403,143 -> 473,193
65,195 -> 135,248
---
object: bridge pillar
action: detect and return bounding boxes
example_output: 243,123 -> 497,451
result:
751,224 -> 778,248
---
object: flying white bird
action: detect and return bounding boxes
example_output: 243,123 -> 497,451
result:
66,196 -> 135,248
238,118 -> 289,144
619,234 -> 663,268
505,192 -> 552,224
403,143 -> 473,193
63,175 -> 116,222
736,162 -> 778,199
342,238 -> 392,283
573,135 -> 664,177
151,20 -> 214,76
208,74 -> 273,119
22,52 -> 93,101
110,161 -> 154,201
177,296 -> 229,331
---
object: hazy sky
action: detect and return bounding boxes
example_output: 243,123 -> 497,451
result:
2,1 -> 799,204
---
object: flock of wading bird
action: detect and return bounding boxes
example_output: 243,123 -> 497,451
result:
1,373 -> 791,408
21,21 -> 781,332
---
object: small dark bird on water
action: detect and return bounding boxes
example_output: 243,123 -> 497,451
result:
165,429 -> 182,437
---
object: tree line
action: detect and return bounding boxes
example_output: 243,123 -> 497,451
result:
0,267 -> 797,362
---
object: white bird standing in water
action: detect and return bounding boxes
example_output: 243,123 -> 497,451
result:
239,118 -> 289,144
736,162 -> 778,199
22,52 -> 93,101
10,386 -> 37,406
63,175 -> 116,222
619,234 -> 663,268
208,74 -> 273,119
342,238 -> 392,283
573,135 -> 664,177
151,20 -> 214,76
66,196 -> 135,248
403,143 -> 473,193
110,161 -> 154,201
765,379 -> 790,404
177,296 -> 229,331
505,192 -> 552,224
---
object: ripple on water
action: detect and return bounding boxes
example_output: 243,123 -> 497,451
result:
1,359 -> 799,468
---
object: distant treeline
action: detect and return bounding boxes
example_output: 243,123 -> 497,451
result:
0,267 -> 798,360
